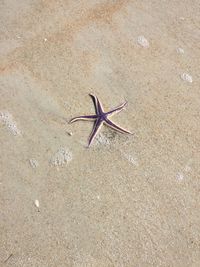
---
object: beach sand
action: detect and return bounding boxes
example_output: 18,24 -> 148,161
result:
1,1 -> 200,266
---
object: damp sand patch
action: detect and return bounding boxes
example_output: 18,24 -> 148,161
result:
50,147 -> 72,167
0,111 -> 21,135
29,158 -> 39,169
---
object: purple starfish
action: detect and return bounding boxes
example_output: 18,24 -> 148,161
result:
69,94 -> 132,147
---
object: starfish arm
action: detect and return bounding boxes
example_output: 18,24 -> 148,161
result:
96,97 -> 104,114
89,94 -> 104,114
69,115 -> 97,123
105,118 -> 132,134
107,101 -> 127,117
88,119 -> 103,147
89,94 -> 99,114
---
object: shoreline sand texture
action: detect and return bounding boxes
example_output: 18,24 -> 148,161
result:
1,1 -> 200,266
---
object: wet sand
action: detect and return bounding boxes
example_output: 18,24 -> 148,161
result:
1,1 -> 200,266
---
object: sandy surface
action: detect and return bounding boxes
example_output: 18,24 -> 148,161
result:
1,1 -> 200,266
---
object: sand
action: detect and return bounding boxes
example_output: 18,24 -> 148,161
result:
1,1 -> 200,266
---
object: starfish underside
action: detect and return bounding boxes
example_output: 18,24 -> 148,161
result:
69,94 -> 132,147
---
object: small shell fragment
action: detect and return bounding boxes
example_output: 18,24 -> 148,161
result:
34,200 -> 40,211
176,47 -> 184,54
137,35 -> 149,48
181,73 -> 193,83
66,131 -> 73,136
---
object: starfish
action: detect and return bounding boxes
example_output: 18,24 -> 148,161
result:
69,94 -> 132,147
